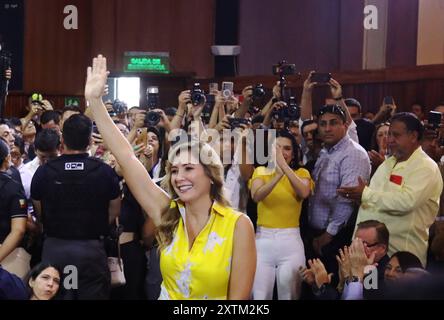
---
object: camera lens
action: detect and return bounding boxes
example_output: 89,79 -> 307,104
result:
252,84 -> 265,99
191,84 -> 205,106
191,92 -> 205,106
145,111 -> 161,127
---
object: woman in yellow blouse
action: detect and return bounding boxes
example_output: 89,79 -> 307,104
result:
85,55 -> 256,300
250,130 -> 312,299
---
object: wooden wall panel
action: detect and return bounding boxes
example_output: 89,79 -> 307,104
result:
11,0 -> 215,117
339,0 -> 365,70
24,0 -> 215,93
113,0 -> 214,77
386,0 -> 419,67
90,0 -> 116,70
24,0 -> 91,95
238,0 -> 343,76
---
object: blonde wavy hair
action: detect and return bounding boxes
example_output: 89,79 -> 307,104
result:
157,141 -> 230,250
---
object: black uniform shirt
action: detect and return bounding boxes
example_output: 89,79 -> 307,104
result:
0,172 -> 28,242
31,153 -> 120,202
30,153 -> 120,239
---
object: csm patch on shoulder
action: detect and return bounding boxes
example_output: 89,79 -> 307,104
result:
65,162 -> 85,171
19,199 -> 27,209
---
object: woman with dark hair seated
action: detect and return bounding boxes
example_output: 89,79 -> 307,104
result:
0,262 -> 61,300
25,262 -> 61,300
384,251 -> 425,283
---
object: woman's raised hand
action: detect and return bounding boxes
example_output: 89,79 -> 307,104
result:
85,54 -> 109,101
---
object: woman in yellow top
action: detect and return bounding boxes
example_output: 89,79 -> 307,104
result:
250,130 -> 312,300
84,55 -> 256,300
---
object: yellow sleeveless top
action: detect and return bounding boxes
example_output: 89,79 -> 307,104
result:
159,201 -> 242,300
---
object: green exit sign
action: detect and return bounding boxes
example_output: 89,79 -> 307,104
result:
123,52 -> 170,74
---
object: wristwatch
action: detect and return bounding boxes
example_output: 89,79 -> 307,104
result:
312,283 -> 327,296
345,276 -> 360,285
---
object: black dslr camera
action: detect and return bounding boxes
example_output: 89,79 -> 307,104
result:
145,110 -> 161,127
190,83 -> 206,106
428,111 -> 442,130
145,87 -> 161,127
108,99 -> 127,117
251,84 -> 265,100
112,100 -> 127,115
272,96 -> 300,122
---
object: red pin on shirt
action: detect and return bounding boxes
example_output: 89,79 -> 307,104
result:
389,174 -> 403,186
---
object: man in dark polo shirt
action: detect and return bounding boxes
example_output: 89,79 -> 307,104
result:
0,139 -> 27,273
31,115 -> 121,300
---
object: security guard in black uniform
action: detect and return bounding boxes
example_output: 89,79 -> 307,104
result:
0,139 -> 27,268
31,115 -> 121,300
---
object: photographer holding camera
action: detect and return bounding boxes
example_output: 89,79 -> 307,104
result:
208,89 -> 229,129
231,84 -> 265,120
300,72 -> 358,143
170,84 -> 207,138
20,94 -> 55,136
170,90 -> 191,131
372,98 -> 397,126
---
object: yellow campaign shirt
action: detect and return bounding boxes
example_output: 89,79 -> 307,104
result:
356,147 -> 443,267
159,201 -> 242,300
249,166 -> 313,229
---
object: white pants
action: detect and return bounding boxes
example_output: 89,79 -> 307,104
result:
252,227 -> 305,300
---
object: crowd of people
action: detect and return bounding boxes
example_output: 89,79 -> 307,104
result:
0,55 -> 443,300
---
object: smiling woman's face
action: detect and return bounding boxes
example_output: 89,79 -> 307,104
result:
384,256 -> 403,283
170,150 -> 212,204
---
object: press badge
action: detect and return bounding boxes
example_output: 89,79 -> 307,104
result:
65,162 -> 85,171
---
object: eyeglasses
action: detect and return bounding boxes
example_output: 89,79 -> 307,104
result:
318,104 -> 346,121
363,241 -> 380,248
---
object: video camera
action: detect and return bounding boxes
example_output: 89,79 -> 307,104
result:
272,61 -> 296,76
272,60 -> 298,104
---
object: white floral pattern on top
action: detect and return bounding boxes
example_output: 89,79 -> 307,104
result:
203,231 -> 226,253
164,233 -> 178,256
177,261 -> 193,298
226,257 -> 232,274
158,283 -> 170,300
